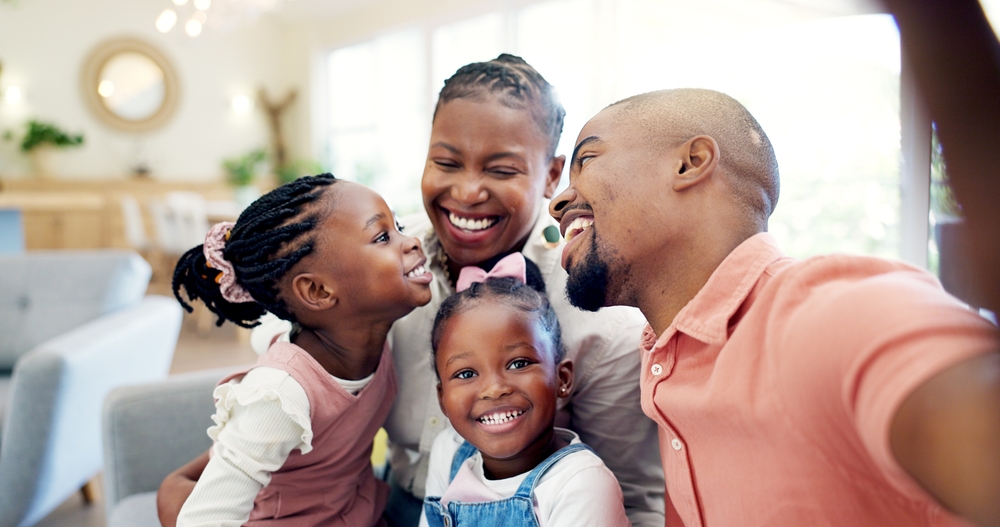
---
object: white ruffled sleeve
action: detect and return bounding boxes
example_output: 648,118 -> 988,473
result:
176,367 -> 312,527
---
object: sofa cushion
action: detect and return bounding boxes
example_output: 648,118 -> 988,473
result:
107,491 -> 160,527
0,251 -> 151,370
0,375 -> 10,441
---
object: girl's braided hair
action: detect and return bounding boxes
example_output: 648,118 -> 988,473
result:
430,257 -> 565,378
434,53 -> 565,158
171,174 -> 338,328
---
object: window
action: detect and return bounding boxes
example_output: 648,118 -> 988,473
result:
322,0 -> 910,261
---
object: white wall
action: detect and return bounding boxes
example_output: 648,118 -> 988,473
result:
0,0 -> 302,181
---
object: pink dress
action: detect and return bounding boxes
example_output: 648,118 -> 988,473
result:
217,341 -> 396,526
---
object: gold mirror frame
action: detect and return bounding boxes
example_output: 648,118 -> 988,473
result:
81,37 -> 180,133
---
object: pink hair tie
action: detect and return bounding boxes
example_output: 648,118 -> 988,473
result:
455,253 -> 527,292
203,222 -> 255,304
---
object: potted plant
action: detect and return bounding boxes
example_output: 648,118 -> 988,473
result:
9,120 -> 85,177
275,158 -> 323,185
223,148 -> 267,207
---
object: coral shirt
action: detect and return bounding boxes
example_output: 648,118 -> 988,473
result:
640,233 -> 997,527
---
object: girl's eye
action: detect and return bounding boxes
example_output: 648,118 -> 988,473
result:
453,369 -> 476,380
374,232 -> 390,243
579,155 -> 595,167
396,221 -> 405,233
434,159 -> 461,170
508,359 -> 532,370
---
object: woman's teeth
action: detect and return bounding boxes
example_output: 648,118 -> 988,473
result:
477,410 -> 525,425
448,212 -> 497,232
565,217 -> 594,242
406,265 -> 426,278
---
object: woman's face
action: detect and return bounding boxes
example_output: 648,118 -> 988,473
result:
421,97 -> 564,267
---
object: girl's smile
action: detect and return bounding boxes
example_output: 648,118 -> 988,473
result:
435,300 -> 573,480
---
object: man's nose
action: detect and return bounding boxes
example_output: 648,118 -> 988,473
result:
549,187 -> 577,221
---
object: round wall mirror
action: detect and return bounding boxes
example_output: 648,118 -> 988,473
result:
81,38 -> 180,133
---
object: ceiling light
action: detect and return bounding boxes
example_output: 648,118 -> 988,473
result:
185,19 -> 203,37
156,9 -> 177,32
3,86 -> 22,105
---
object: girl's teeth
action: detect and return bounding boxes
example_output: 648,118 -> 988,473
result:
407,265 -> 425,278
478,410 -> 525,425
448,212 -> 496,232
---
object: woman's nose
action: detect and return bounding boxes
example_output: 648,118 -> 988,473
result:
451,176 -> 488,205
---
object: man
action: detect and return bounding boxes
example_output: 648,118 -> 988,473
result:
549,88 -> 1000,526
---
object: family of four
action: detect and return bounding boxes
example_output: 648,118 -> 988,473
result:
161,53 -> 999,527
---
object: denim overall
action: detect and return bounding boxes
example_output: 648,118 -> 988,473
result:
423,441 -> 594,527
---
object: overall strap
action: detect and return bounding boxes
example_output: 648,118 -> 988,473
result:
449,441 -> 480,482
513,443 -> 593,498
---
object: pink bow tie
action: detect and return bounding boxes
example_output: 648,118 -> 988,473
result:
455,253 -> 527,292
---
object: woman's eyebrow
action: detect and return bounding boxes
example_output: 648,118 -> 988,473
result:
483,152 -> 527,164
430,141 -> 461,155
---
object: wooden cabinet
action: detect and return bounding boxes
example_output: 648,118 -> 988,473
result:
0,178 -> 252,250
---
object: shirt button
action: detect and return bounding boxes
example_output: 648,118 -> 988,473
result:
429,416 -> 440,426
651,363 -> 663,376
671,438 -> 683,451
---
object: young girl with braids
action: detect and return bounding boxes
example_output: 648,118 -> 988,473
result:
168,174 -> 433,526
419,253 -> 629,527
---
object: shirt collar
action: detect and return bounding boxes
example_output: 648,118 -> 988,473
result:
641,232 -> 785,352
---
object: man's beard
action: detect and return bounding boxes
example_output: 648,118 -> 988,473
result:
566,240 -> 611,312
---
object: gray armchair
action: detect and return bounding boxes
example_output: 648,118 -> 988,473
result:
102,367 -> 231,527
0,251 -> 182,527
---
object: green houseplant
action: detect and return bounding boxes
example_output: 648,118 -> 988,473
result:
19,120 -> 84,152
222,148 -> 267,208
5,120 -> 86,177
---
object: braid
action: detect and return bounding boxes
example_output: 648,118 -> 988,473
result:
430,257 -> 564,377
171,174 -> 338,328
434,53 -> 565,157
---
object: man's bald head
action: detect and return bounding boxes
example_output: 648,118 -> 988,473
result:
609,88 -> 780,225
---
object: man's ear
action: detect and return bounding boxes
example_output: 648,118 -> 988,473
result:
289,273 -> 339,312
556,359 -> 574,399
673,135 -> 719,192
543,155 -> 566,199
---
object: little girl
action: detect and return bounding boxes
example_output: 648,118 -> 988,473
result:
170,174 -> 433,526
419,253 -> 630,527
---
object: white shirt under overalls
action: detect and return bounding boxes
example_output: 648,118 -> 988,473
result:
419,427 -> 630,527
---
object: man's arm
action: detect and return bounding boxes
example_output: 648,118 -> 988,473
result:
157,450 -> 210,527
891,352 -> 1000,527
880,0 -> 1000,313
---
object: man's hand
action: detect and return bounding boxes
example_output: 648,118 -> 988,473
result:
891,352 -> 1000,527
157,450 -> 211,527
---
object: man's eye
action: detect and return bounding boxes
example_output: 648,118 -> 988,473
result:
508,359 -> 531,370
454,369 -> 476,380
